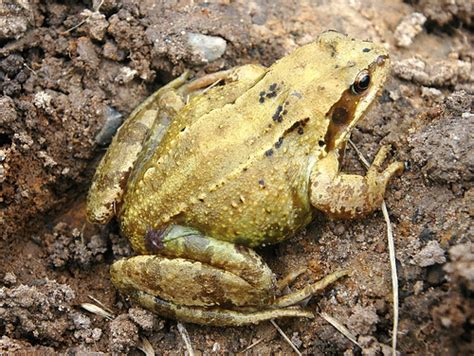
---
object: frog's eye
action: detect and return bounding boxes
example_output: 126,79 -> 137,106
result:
351,70 -> 371,95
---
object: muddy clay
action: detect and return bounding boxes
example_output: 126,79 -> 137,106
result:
0,0 -> 472,354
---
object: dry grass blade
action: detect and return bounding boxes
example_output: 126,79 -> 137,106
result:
88,295 -> 115,315
80,302 -> 114,320
270,320 -> 302,356
177,322 -> 195,356
239,338 -> 263,353
138,337 -> 155,356
319,312 -> 361,348
348,139 -> 399,356
382,200 -> 399,356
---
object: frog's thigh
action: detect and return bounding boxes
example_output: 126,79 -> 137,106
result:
111,226 -> 275,308
87,74 -> 189,224
310,146 -> 404,219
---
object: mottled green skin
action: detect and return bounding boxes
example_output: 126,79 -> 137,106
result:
87,31 -> 403,326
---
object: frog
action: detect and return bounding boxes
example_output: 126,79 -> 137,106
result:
87,31 -> 404,326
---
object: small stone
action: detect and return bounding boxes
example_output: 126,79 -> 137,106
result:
71,312 -> 91,330
413,241 -> 446,267
3,272 -> 17,285
186,33 -> 227,64
94,106 -> 123,146
291,332 -> 303,348
116,67 -> 138,84
421,86 -> 443,101
33,91 -> 53,110
413,280 -> 424,295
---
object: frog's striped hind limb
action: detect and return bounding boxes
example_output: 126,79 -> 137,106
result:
109,225 -> 348,326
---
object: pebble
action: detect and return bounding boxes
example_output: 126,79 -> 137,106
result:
94,106 -> 123,146
186,32 -> 227,64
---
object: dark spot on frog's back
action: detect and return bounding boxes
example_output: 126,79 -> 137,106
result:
264,149 -> 273,157
269,83 -> 277,91
272,105 -> 284,123
363,47 -> 371,52
275,137 -> 283,149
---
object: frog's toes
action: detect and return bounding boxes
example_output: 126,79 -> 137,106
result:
371,145 -> 391,168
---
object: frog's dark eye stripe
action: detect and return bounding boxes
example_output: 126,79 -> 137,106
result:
351,70 -> 371,95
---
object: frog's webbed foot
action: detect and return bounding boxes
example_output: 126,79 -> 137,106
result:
310,145 -> 404,219
110,225 -> 347,326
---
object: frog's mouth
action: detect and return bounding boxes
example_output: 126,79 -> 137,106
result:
324,55 -> 389,153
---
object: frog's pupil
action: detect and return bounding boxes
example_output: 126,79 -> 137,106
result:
358,75 -> 370,90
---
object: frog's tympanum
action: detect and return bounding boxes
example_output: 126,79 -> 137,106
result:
87,31 -> 403,326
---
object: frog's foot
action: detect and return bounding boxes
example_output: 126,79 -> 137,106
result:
272,269 -> 349,308
129,291 -> 314,326
310,145 -> 404,219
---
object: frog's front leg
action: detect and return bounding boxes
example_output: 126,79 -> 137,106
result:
310,145 -> 404,218
110,225 -> 345,326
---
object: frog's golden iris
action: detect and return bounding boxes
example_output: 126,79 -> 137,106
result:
87,31 -> 403,326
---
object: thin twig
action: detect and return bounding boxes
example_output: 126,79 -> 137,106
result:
177,322 -> 195,356
319,312 -> 361,348
23,63 -> 37,76
348,139 -> 399,356
270,320 -> 302,356
348,139 -> 370,168
239,338 -> 263,353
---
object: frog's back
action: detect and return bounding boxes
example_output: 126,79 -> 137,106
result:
120,32 -> 386,250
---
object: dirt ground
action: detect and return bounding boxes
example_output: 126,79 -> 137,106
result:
0,0 -> 472,354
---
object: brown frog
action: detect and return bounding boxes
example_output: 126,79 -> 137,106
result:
87,31 -> 403,326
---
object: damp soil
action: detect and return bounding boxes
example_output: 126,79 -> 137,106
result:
1,0 -> 473,354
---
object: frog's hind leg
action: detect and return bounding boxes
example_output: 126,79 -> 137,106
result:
87,73 -> 190,224
110,225 -> 347,326
111,226 -> 277,309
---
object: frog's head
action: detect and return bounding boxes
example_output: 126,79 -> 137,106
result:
317,31 -> 390,152
277,31 -> 390,153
